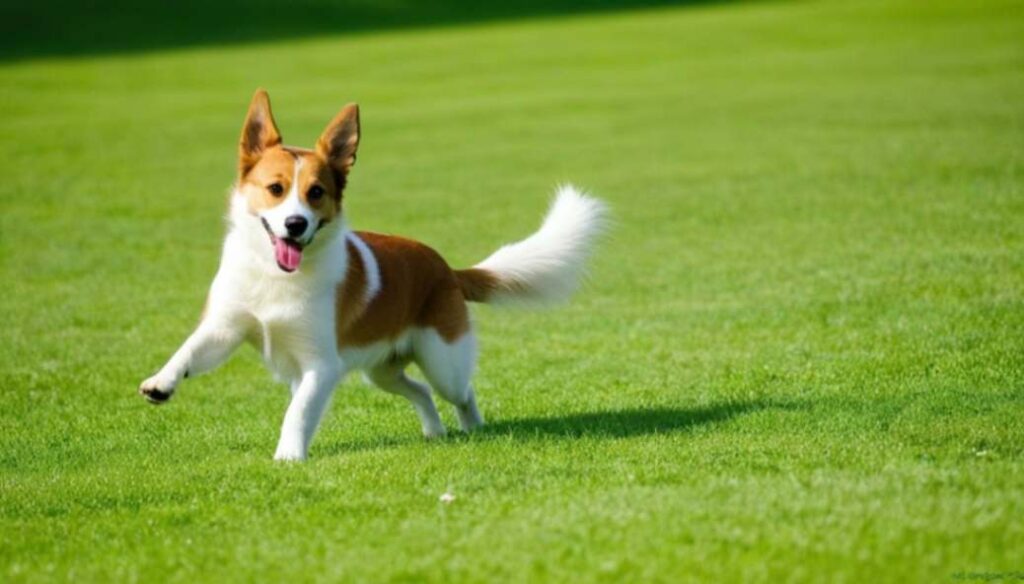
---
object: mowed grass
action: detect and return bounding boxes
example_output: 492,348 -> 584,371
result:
2,0 -> 1023,581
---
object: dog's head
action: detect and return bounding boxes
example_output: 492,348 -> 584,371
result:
236,89 -> 360,273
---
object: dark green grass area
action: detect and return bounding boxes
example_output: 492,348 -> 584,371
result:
0,0 -> 720,61
1,0 -> 1023,581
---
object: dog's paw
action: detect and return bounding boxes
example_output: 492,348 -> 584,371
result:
422,425 -> 447,440
139,375 -> 176,405
273,444 -> 308,462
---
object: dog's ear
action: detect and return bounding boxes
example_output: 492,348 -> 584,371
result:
239,89 -> 282,177
316,103 -> 360,178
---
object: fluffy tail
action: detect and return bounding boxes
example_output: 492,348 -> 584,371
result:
456,184 -> 608,306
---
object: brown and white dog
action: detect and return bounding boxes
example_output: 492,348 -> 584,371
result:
139,89 -> 607,460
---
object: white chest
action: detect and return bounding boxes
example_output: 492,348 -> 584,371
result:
214,229 -> 348,380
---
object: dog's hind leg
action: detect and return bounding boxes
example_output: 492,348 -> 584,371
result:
365,359 -> 446,438
413,329 -> 484,432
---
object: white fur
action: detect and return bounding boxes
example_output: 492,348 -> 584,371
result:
345,231 -> 381,303
475,184 -> 608,306
140,184 -> 603,461
411,328 -> 482,431
143,192 -> 353,460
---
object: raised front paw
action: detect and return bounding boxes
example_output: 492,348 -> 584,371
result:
139,375 -> 176,404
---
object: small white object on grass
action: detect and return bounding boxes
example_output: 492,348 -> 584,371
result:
439,491 -> 456,504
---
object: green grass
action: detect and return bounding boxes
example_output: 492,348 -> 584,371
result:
2,0 -> 1023,581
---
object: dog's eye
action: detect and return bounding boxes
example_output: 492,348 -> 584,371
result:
308,185 -> 324,201
268,183 -> 284,196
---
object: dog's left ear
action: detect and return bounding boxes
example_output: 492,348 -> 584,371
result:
239,89 -> 282,177
316,104 -> 360,177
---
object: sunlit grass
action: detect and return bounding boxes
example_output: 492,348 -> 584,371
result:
1,0 -> 1022,581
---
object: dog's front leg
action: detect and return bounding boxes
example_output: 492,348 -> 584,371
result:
139,318 -> 249,404
274,364 -> 343,461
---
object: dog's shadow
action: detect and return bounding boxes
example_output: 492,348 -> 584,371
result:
323,398 -> 796,455
479,399 -> 786,439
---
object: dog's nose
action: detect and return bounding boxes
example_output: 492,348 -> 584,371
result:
284,215 -> 308,238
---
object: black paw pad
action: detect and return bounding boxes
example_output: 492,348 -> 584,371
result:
141,387 -> 172,404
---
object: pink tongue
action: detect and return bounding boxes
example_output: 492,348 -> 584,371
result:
274,239 -> 303,271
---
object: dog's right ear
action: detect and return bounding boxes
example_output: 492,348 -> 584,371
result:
239,89 -> 282,177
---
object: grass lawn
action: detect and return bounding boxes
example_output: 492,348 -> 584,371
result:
2,0 -> 1023,581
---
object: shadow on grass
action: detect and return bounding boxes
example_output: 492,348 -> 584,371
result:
1,0 -> 730,62
479,398 -> 790,439
322,398 -> 794,455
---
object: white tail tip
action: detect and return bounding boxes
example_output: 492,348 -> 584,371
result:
475,184 -> 609,306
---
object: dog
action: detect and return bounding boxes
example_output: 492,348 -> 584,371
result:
139,89 -> 607,460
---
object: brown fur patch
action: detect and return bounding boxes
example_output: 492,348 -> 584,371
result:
336,232 -> 470,349
453,268 -> 503,303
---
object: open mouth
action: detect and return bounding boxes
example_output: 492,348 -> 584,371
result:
261,218 -> 304,273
